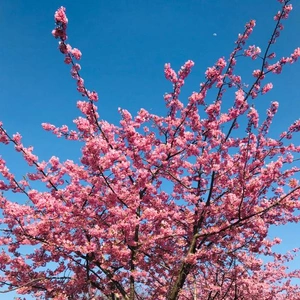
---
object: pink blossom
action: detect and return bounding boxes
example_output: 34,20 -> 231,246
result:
244,45 -> 261,59
262,83 -> 273,94
234,89 -> 245,107
289,179 -> 299,189
252,69 -> 264,78
247,107 -> 259,128
87,91 -> 99,102
178,60 -> 194,80
71,48 -> 82,60
59,42 -> 71,54
268,52 -> 276,59
291,47 -> 300,61
64,56 -> 72,64
164,63 -> 177,83
41,123 -> 56,131
51,28 -> 67,41
188,91 -> 205,105
216,57 -> 226,69
54,6 -> 68,24
267,62 -> 282,74
205,66 -> 218,80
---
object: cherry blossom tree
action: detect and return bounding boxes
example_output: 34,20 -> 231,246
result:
1,0 -> 300,299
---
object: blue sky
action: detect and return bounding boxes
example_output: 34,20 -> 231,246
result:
1,0 -> 300,298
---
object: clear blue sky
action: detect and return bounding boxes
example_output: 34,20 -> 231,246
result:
1,0 -> 300,298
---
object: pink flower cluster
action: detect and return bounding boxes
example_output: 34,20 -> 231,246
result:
274,3 -> 292,20
163,60 -> 195,116
244,45 -> 261,59
52,7 -> 98,103
52,6 -> 68,41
